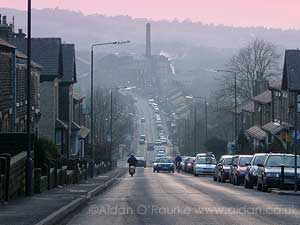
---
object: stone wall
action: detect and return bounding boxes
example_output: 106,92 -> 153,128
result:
8,151 -> 26,199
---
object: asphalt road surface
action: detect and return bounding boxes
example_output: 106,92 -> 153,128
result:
66,168 -> 300,225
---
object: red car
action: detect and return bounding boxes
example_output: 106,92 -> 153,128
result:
230,155 -> 253,185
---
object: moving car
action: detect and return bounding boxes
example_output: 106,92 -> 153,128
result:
256,153 -> 300,191
231,155 -> 253,185
153,157 -> 174,173
244,153 -> 267,188
193,156 -> 217,176
155,139 -> 162,145
213,155 -> 233,182
183,157 -> 195,173
147,143 -> 155,151
136,156 -> 146,168
139,134 -> 146,144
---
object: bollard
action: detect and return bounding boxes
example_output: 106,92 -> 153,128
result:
280,164 -> 285,189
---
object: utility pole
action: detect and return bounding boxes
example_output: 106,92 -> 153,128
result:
90,41 -> 129,175
194,103 -> 197,155
110,89 -> 113,168
205,99 -> 208,143
25,0 -> 32,197
294,94 -> 299,192
234,72 -> 237,151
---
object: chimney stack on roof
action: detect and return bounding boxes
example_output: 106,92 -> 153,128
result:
145,23 -> 151,57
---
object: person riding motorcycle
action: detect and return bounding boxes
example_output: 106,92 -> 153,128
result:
127,153 -> 138,169
174,155 -> 182,171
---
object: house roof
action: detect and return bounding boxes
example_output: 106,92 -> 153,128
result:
262,122 -> 290,135
269,80 -> 282,91
282,49 -> 300,92
71,121 -> 81,131
0,38 -> 15,48
73,92 -> 85,102
13,37 -> 62,77
246,126 -> 266,141
61,44 -> 76,83
56,119 -> 68,130
79,126 -> 90,139
252,90 -> 271,105
242,101 -> 255,113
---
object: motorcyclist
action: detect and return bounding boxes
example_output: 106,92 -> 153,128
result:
127,153 -> 138,170
174,154 -> 182,171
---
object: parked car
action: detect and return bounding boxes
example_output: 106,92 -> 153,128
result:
244,153 -> 267,189
136,156 -> 146,168
183,157 -> 195,173
231,155 -> 253,185
153,157 -> 174,173
155,139 -> 162,145
160,137 -> 167,145
180,156 -> 189,169
256,153 -> 300,191
193,156 -> 217,176
213,155 -> 234,182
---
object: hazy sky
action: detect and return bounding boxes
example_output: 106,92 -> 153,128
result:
2,0 -> 300,29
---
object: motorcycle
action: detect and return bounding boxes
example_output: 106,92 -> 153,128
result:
129,166 -> 136,177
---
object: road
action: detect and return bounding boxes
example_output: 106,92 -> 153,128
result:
66,168 -> 300,225
132,94 -> 172,166
65,93 -> 300,225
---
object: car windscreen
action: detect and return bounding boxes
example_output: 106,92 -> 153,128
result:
252,155 -> 265,165
158,158 -> 173,163
239,157 -> 252,166
196,157 -> 216,164
223,158 -> 232,165
265,155 -> 300,167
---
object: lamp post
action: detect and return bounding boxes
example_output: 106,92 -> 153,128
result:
25,0 -> 32,196
185,95 -> 208,153
90,41 -> 129,176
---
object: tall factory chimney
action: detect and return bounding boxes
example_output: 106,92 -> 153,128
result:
145,23 -> 151,57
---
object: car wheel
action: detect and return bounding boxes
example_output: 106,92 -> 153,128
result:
213,175 -> 217,181
153,169 -> 155,173
236,176 -> 240,185
172,170 -> 174,173
261,180 -> 267,192
221,174 -> 225,183
256,179 -> 262,191
157,170 -> 160,173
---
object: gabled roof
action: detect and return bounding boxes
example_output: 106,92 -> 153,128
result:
61,44 -> 76,83
246,126 -> 266,141
0,38 -> 15,49
269,80 -> 282,91
13,37 -> 62,78
252,90 -> 271,105
262,122 -> 289,135
282,49 -> 300,92
242,101 -> 255,113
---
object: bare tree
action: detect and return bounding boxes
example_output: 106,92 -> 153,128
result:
218,38 -> 280,104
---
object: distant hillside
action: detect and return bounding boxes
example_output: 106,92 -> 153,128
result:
1,7 -> 300,54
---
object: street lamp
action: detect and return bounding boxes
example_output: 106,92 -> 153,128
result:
185,96 -> 208,154
90,41 -> 130,176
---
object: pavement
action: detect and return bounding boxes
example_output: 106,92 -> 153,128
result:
64,168 -> 300,225
0,168 -> 126,225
